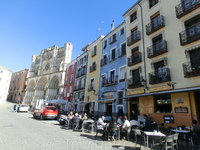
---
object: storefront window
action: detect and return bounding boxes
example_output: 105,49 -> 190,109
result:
155,94 -> 172,113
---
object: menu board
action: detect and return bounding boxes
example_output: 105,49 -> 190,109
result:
163,115 -> 174,123
174,107 -> 188,113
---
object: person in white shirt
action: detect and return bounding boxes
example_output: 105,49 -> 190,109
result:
97,116 -> 107,130
130,116 -> 140,126
121,116 -> 131,140
117,116 -> 124,126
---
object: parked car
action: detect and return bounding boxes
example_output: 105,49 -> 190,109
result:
18,104 -> 29,112
33,106 -> 58,120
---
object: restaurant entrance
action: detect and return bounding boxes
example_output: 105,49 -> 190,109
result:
129,97 -> 139,120
195,91 -> 200,121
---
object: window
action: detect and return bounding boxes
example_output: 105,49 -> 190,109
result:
111,48 -> 116,60
119,67 -> 126,81
64,88 -> 67,97
130,12 -> 137,23
103,40 -> 107,49
118,91 -> 123,104
155,94 -> 172,113
154,61 -> 167,80
66,68 -> 68,74
189,48 -> 200,70
72,64 -> 74,71
131,47 -> 139,61
109,34 -> 117,44
120,28 -> 124,35
121,43 -> 126,56
131,69 -> 140,85
92,46 -> 97,56
69,86 -> 72,93
65,77 -> 68,85
185,15 -> 200,38
89,78 -> 94,90
152,34 -> 163,51
131,27 -> 139,40
70,74 -> 74,83
110,70 -> 115,83
149,0 -> 159,8
151,12 -> 161,29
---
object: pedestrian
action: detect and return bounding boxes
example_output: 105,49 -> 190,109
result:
14,104 -> 19,112
117,107 -> 124,118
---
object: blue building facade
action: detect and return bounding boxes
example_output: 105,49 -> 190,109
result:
98,22 -> 127,117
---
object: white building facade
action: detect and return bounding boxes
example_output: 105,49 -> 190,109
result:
0,66 -> 12,104
24,43 -> 73,106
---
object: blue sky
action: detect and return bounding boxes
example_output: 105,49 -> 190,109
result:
0,0 -> 137,72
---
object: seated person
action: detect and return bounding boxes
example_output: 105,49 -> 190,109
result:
67,111 -> 74,128
72,113 -> 81,129
191,120 -> 200,134
117,115 -> 124,126
141,114 -> 152,131
108,116 -> 117,141
82,113 -> 88,120
97,116 -> 107,130
130,117 -> 140,127
121,116 -> 131,140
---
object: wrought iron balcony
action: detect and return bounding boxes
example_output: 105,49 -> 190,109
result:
127,77 -> 142,89
146,15 -> 165,35
147,40 -> 168,58
88,84 -> 94,91
127,31 -> 141,46
179,23 -> 200,46
182,61 -> 200,78
175,0 -> 200,19
149,68 -> 171,84
127,52 -> 142,66
118,48 -> 126,57
90,64 -> 96,72
102,77 -> 118,87
101,58 -> 107,66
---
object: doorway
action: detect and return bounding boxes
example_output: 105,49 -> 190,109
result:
130,97 -> 139,120
106,103 -> 112,116
195,91 -> 200,121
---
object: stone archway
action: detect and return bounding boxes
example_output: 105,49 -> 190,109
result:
24,80 -> 35,104
49,75 -> 60,100
35,77 -> 47,101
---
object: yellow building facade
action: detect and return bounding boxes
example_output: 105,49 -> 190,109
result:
123,0 -> 200,127
84,36 -> 104,115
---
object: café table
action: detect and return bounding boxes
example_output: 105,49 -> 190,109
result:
144,131 -> 166,148
104,124 -> 121,140
82,119 -> 94,132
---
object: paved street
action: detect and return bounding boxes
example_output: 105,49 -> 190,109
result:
0,102 -> 147,150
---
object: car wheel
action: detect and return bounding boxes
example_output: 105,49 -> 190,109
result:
33,113 -> 36,119
40,115 -> 43,120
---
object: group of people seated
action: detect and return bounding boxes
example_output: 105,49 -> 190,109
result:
67,111 -> 88,129
97,114 -> 153,141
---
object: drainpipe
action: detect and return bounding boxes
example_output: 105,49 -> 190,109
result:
138,3 -> 147,88
188,92 -> 194,123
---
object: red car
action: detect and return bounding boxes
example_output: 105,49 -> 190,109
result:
33,106 -> 58,120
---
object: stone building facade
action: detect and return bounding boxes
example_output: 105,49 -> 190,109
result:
7,68 -> 29,104
24,43 -> 73,106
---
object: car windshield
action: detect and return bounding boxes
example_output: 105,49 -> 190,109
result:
46,107 -> 56,110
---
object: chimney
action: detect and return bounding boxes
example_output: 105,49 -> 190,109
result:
110,20 -> 114,31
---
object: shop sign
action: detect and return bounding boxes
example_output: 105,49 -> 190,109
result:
163,115 -> 174,123
174,107 -> 188,113
127,89 -> 144,95
149,85 -> 173,92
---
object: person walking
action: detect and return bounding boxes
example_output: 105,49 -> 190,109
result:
14,104 -> 19,112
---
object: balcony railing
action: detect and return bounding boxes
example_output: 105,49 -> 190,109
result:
90,64 -> 96,72
149,68 -> 171,84
147,40 -> 168,58
74,84 -> 85,91
127,31 -> 141,46
118,48 -> 126,57
88,84 -> 94,91
182,61 -> 200,78
175,0 -> 200,18
146,15 -> 165,35
102,77 -> 118,87
179,23 -> 200,46
127,52 -> 142,66
101,58 -> 107,66
127,77 -> 142,89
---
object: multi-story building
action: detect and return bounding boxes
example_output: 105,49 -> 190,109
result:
0,66 -> 12,103
98,22 -> 127,117
84,36 -> 104,115
73,44 -> 89,112
123,0 -> 200,127
24,43 -> 73,107
63,60 -> 76,103
7,68 -> 29,104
